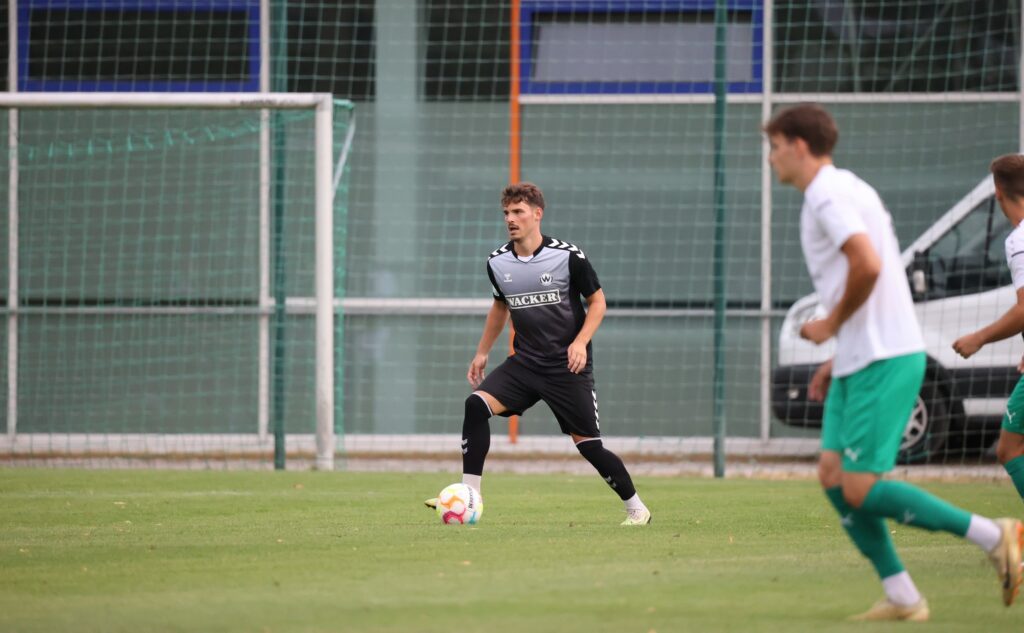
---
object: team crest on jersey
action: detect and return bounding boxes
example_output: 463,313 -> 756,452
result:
539,272 -> 553,286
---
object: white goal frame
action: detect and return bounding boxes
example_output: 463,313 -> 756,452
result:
0,92 -> 340,470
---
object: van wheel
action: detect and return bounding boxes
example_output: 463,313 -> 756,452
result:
897,384 -> 951,464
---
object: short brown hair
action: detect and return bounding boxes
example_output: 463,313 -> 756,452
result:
501,182 -> 545,210
991,154 -> 1024,201
763,103 -> 839,157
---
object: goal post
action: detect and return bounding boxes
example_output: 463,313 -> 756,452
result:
0,92 -> 350,471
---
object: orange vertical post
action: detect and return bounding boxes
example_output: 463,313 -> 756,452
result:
510,0 -> 522,182
507,0 -> 522,444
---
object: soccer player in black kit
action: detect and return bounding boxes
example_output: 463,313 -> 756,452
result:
427,182 -> 651,525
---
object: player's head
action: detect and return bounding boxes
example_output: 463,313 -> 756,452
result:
501,182 -> 545,242
764,103 -> 838,187
990,154 -> 1024,217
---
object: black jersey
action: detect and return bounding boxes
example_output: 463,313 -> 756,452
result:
486,235 -> 601,372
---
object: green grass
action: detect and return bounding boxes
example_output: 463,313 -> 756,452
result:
1,469 -> 1023,632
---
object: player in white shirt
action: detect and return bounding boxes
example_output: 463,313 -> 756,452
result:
953,154 -> 1024,507
766,103 -> 1022,621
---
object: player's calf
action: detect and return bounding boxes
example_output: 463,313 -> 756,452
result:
575,437 -> 649,523
461,393 -> 492,492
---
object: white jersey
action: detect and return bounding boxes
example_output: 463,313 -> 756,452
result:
1005,223 -> 1024,289
800,165 -> 924,377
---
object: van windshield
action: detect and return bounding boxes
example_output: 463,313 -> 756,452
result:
919,196 -> 1012,300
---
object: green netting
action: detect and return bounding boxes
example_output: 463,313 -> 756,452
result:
3,105 -> 352,444
1,1 -> 1021,469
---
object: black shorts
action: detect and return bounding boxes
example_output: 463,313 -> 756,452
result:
476,356 -> 600,437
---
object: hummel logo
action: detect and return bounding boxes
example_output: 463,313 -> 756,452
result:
901,510 -> 916,525
604,475 -> 617,489
503,273 -> 512,281
1008,410 -> 1017,424
461,439 -> 468,446
841,513 -> 854,528
844,447 -> 862,463
461,438 -> 468,455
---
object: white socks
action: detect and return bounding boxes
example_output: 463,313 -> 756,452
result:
462,474 -> 482,494
624,493 -> 646,511
966,515 -> 1002,552
882,571 -> 922,606
880,515 -> 1001,607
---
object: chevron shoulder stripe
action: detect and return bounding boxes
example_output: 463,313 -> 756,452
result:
547,238 -> 586,259
488,243 -> 511,259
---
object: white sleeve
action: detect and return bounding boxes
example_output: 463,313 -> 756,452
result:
810,197 -> 868,250
1006,235 -> 1024,289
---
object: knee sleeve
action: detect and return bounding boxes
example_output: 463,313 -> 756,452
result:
461,394 -> 492,476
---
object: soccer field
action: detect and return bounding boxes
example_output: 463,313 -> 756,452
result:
1,469 -> 1022,633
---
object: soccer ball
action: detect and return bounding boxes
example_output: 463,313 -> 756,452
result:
436,483 -> 483,525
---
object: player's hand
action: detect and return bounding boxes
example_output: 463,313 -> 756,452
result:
799,318 -> 837,345
567,340 -> 588,374
952,333 -> 984,359
467,353 -> 488,388
807,359 -> 833,402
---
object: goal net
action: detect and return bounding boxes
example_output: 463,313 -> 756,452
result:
0,93 -> 351,470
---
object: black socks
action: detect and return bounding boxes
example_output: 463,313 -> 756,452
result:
576,438 -> 637,500
462,394 -> 492,476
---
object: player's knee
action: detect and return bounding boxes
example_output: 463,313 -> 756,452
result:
465,393 -> 492,421
842,486 -> 867,509
840,479 -> 874,509
996,437 -> 1024,464
817,454 -> 842,489
997,441 -> 1012,465
574,437 -> 602,456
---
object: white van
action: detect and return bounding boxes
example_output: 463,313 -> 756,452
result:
773,176 -> 1023,462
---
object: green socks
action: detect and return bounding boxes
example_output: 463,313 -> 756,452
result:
861,480 -> 971,537
825,487 -> 904,579
1004,455 -> 1024,502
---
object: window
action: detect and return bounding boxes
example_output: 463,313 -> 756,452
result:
423,1 -> 510,102
22,1 -> 259,91
775,1 -> 1019,93
0,3 -> 7,91
285,1 -> 376,100
521,0 -> 762,95
918,196 -> 1012,300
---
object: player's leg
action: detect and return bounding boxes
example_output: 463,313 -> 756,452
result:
997,376 -> 1024,503
818,378 -> 922,618
458,391 -> 503,494
424,390 -> 501,509
572,434 -> 650,525
541,371 -> 649,524
424,359 -> 538,509
461,359 -> 538,493
849,469 -> 1022,607
839,353 -> 1023,607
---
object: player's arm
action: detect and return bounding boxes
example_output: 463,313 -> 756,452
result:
800,233 -> 880,344
468,299 -> 509,387
568,289 -> 606,374
807,358 -> 834,402
953,288 -> 1024,359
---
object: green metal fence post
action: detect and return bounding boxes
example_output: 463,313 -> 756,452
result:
712,0 -> 728,478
